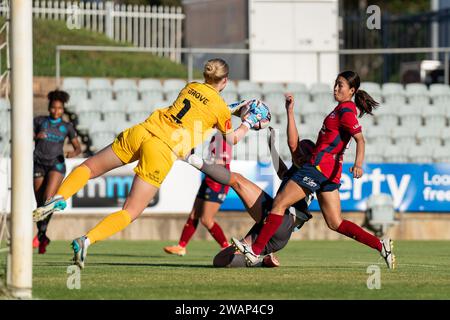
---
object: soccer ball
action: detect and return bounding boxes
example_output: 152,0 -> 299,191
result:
240,99 -> 272,131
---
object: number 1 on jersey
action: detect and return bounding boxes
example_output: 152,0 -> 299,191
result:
173,99 -> 191,124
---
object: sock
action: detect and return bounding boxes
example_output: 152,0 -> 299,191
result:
188,154 -> 231,185
178,217 -> 199,248
208,222 -> 229,248
251,213 -> 284,255
37,213 -> 52,240
337,220 -> 382,252
57,165 -> 91,200
85,210 -> 132,245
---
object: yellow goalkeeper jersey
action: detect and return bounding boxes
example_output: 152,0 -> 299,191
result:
141,82 -> 233,157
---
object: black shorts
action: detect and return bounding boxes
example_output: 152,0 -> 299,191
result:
290,163 -> 340,194
33,160 -> 66,178
245,192 -> 296,255
196,179 -> 228,204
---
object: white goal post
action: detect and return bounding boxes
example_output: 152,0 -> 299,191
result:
8,0 -> 33,299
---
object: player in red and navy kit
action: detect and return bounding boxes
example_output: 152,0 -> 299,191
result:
231,71 -> 396,269
163,133 -> 232,256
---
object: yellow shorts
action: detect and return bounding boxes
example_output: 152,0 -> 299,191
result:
111,124 -> 176,188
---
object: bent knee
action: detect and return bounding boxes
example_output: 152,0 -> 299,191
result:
230,172 -> 243,189
327,219 -> 342,231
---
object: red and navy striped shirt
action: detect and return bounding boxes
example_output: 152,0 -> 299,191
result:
309,101 -> 362,184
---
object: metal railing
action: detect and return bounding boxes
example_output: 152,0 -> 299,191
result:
55,45 -> 450,86
0,1 -> 185,63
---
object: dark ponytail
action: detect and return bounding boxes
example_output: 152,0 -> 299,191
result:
47,89 -> 70,109
338,70 -> 379,118
354,89 -> 379,117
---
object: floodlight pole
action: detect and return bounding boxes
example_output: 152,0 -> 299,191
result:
9,0 -> 33,299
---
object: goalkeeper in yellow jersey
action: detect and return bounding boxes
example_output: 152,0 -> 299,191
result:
33,58 -> 257,269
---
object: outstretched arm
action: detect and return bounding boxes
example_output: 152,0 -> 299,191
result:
67,137 -> 82,158
225,123 -> 250,145
285,93 -> 300,154
267,127 -> 288,179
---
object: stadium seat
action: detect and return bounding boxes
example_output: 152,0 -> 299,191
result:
364,193 -> 396,237
383,144 -> 408,163
0,98 -> 10,111
391,126 -> 417,147
139,79 -> 164,104
74,100 -> 101,132
310,83 -> 333,106
360,82 -> 382,102
126,101 -> 147,114
440,127 -> 450,146
62,77 -> 88,112
397,105 -> 423,128
63,77 -> 87,90
429,83 -> 450,105
221,80 -> 239,104
433,146 -> 450,162
405,83 -> 429,106
237,81 -> 263,101
233,138 -> 250,161
407,145 -> 434,163
103,111 -> 128,126
88,78 -> 113,103
373,104 -> 399,128
381,83 -> 406,105
366,126 -> 392,145
163,79 -> 187,103
264,93 -> 286,118
129,110 -> 150,124
358,114 -> 376,130
365,144 -> 384,163
90,132 -> 116,152
422,105 -> 447,128
343,142 -> 356,162
113,79 -> 139,103
100,100 -> 122,113
416,125 -> 442,147
285,82 -> 310,107
114,120 -> 133,135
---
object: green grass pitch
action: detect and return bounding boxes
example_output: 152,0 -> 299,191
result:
6,240 -> 450,299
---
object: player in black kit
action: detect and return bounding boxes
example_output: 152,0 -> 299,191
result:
33,90 -> 81,254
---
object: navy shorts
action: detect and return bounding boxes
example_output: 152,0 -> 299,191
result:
33,160 -> 66,178
290,163 -> 340,194
196,179 -> 228,204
